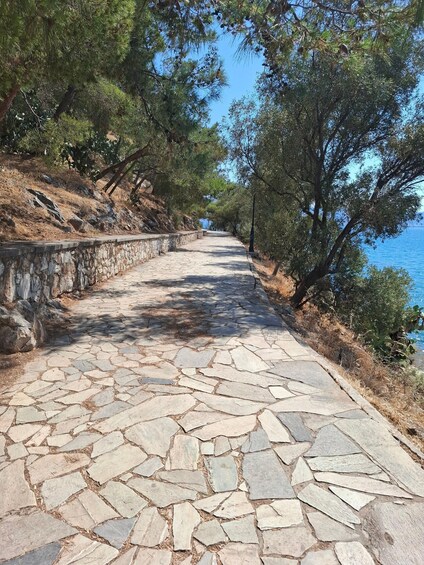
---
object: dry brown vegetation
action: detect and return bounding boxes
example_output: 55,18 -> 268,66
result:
254,255 -> 424,452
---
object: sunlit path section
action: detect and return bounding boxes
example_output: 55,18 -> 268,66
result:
1,234 -> 423,564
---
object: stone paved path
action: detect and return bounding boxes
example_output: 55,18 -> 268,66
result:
1,234 -> 424,565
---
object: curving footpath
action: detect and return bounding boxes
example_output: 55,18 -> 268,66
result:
0,233 -> 423,565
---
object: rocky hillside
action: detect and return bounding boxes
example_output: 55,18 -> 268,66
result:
0,155 -> 198,242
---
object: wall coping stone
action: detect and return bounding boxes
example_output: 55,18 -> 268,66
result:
0,231 -> 200,259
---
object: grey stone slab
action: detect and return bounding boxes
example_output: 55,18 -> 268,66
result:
298,484 -> 360,528
157,470 -> 208,493
193,391 -> 267,416
41,472 -> 86,510
28,452 -> 89,484
241,428 -> 271,453
91,388 -> 115,407
92,431 -> 124,458
275,442 -> 311,464
363,502 -> 424,565
175,347 -> 215,368
133,456 -> 163,477
100,481 -> 147,517
192,414 -> 256,441
87,444 -> 147,484
307,512 -> 359,542
301,550 -> 339,565
54,533 -> 118,564
59,432 -> 101,452
305,425 -> 361,457
270,393 -> 355,416
262,527 -> 316,557
16,406 -> 46,424
2,542 -> 61,565
91,400 -> 131,421
206,455 -> 238,492
0,460 -> 36,517
269,360 -> 337,390
277,413 -> 313,442
219,543 -> 261,564
334,542 -> 374,565
308,453 -> 381,474
336,418 -> 424,497
222,515 -> 258,543
125,417 -> 179,457
193,519 -> 226,546
94,518 -> 136,548
140,377 -> 175,385
217,381 -> 275,403
128,477 -> 197,507
134,549 -> 172,565
58,489 -> 118,529
173,502 -> 201,551
0,511 -> 76,561
315,472 -> 413,498
213,491 -> 254,519
328,486 -> 375,511
243,450 -> 295,500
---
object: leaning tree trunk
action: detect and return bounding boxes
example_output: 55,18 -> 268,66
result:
95,143 -> 151,183
272,261 -> 282,277
0,83 -> 20,122
290,265 -> 327,308
53,84 -> 78,121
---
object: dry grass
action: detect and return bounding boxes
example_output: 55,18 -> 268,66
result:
254,255 -> 424,452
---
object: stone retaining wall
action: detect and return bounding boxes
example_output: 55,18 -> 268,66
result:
0,231 -> 202,306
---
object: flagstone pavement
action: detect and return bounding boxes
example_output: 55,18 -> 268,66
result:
1,233 -> 424,565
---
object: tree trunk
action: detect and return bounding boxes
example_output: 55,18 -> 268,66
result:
290,265 -> 326,308
272,261 -> 282,277
0,83 -> 20,122
53,84 -> 78,121
95,143 -> 151,182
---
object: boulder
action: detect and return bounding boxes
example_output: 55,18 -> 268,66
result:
0,301 -> 45,354
68,216 -> 87,232
27,188 -> 65,223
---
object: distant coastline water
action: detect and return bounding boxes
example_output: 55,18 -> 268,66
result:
366,221 -> 424,354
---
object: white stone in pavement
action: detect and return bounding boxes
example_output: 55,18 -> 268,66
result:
193,519 -> 226,546
298,484 -> 360,528
180,376 -> 214,393
157,469 -> 208,493
100,481 -> 147,517
314,472 -> 413,498
0,460 -> 36,517
41,472 -> 86,510
291,457 -> 313,486
329,486 -> 375,510
307,512 -> 359,542
206,455 -> 238,492
87,444 -> 147,484
8,423 -> 42,443
307,453 -> 380,474
219,543 -> 261,565
194,391 -> 267,416
16,406 -> 46,423
131,507 -> 168,547
28,452 -> 89,484
92,431 -> 124,457
231,346 -> 269,372
334,542 -> 375,565
173,502 -> 201,550
179,410 -> 224,432
134,549 -> 172,565
262,527 -> 316,557
215,435 -> 231,455
222,515 -> 258,543
262,559 -> 297,565
125,417 -> 179,457
96,394 -> 196,433
55,534 -> 119,565
192,414 -> 256,441
0,435 -> 5,456
259,410 -> 291,442
269,386 -> 295,399
9,392 -> 36,406
134,456 -> 163,477
202,364 -> 281,388
59,488 -> 118,529
243,450 -> 295,499
274,443 -> 311,464
56,387 -> 100,405
213,491 -> 254,519
167,435 -> 199,470
59,432 -> 101,452
305,425 -> 361,458
241,428 -> 271,453
194,492 -> 230,513
128,477 -> 197,507
0,407 -> 15,432
270,394 -> 355,416
175,347 -> 215,368
301,550 -> 339,565
217,381 -> 275,403
0,511 -> 76,562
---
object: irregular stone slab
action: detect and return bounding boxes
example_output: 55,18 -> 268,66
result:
180,376 -> 214,393
307,512 -> 359,542
269,360 -> 337,390
48,404 -> 90,424
315,472 -> 413,498
329,486 -> 375,511
262,559 -> 297,565
214,435 -> 231,456
134,457 -> 163,477
256,505 -> 287,530
100,481 -> 147,517
305,425 -> 361,458
308,453 -> 381,474
298,484 -> 360,528
167,435 -> 199,470
125,417 -> 179,457
231,346 -> 269,372
243,450 -> 295,499
241,428 -> 271,453
334,542 -> 374,565
87,444 -> 147,484
219,543 -> 261,564
301,550 -> 339,565
336,418 -> 424,497
1,542 -> 61,565
198,552 -> 218,565
157,470 -> 208,493
173,502 -> 201,550
59,432 -> 101,452
111,547 -> 138,565
175,348 -> 215,368
91,388 -> 115,407
94,518 -> 136,549
262,527 -> 316,557
131,507 -> 168,547
194,492 -> 231,514
202,364 -> 282,388
128,477 -> 197,507
275,442 -> 311,465
178,410 -> 224,432
269,386 -> 295,399
192,414 -> 256,441
277,413 -> 313,442
92,431 -> 124,458
194,391 -> 267,416
96,394 -> 196,433
213,491 -> 254,519
139,362 -> 179,380
217,381 -> 275,403
58,489 -> 118,529
56,387 -> 100,405
16,406 -> 46,424
206,455 -> 238,492
222,516 -> 259,543
9,392 -> 36,406
363,502 -> 424,565
270,393 -> 355,416
91,400 -> 131,421
135,549 -> 172,565
55,534 -> 119,565
193,519 -> 226,546
291,457 -> 313,486
0,511 -> 76,561
28,453 -> 89,484
259,410 -> 291,442
8,423 -> 42,443
0,460 -> 36,517
41,472 -> 86,510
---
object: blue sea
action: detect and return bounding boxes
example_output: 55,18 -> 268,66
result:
366,223 -> 424,352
